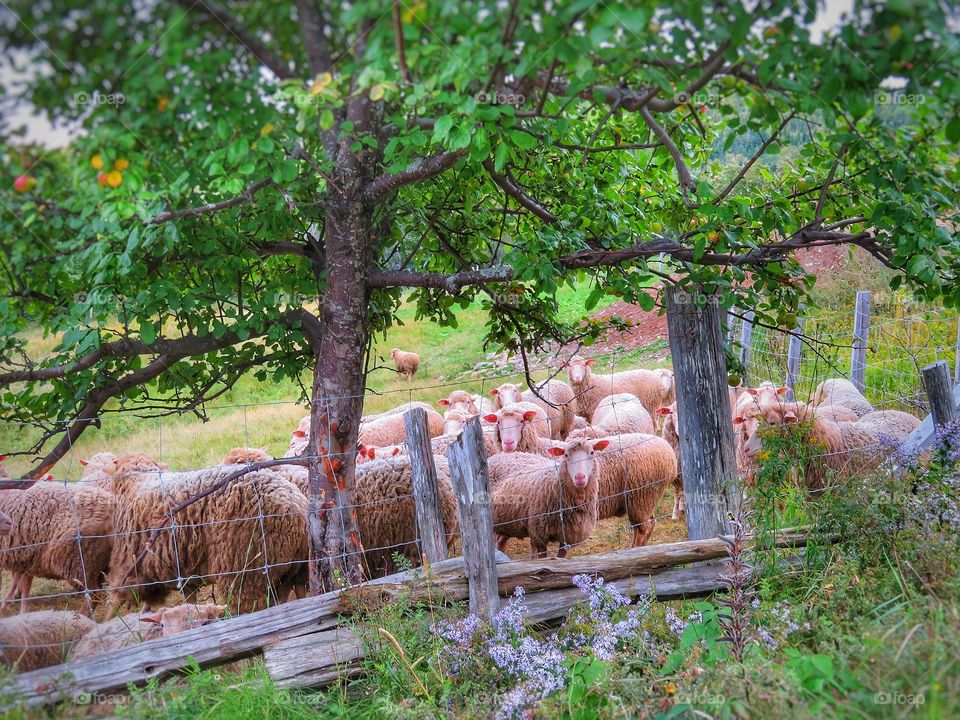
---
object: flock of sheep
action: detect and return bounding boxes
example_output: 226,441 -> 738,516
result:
0,348 -> 922,672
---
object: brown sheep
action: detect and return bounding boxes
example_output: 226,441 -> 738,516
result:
0,610 -> 95,671
390,348 -> 420,380
564,356 -> 674,420
491,439 -> 609,558
654,404 -> 685,521
522,379 -> 576,440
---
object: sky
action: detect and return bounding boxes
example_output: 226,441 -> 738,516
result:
1,0 -> 856,150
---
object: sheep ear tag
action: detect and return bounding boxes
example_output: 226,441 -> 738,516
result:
733,416 -> 745,425
79,459 -> 88,466
488,389 -> 500,396
585,358 -> 596,366
292,430 -> 306,438
522,411 -> 538,422
656,407 -> 672,415
777,387 -> 789,395
483,414 -> 499,423
438,399 -> 450,407
592,440 -> 610,451
547,447 -> 566,457
746,388 -> 758,396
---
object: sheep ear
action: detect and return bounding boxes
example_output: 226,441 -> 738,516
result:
585,358 -> 596,366
140,614 -> 162,625
777,387 -> 789,395
391,447 -> 400,456
483,413 -> 499,423
79,459 -> 88,466
559,362 -> 567,368
488,389 -> 499,396
783,411 -> 798,423
593,440 -> 610,452
368,448 -> 376,459
746,388 -> 758,396
733,416 -> 745,425
522,410 -> 538,422
547,447 -> 566,457
0,455 -> 6,461
438,398 -> 450,407
292,429 -> 306,438
656,407 -> 672,416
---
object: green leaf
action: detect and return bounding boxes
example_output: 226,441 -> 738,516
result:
508,130 -> 537,150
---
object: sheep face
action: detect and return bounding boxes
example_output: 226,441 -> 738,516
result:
734,404 -> 800,461
0,510 -> 11,535
547,439 -> 609,488
142,603 -> 227,637
485,409 -> 537,452
564,356 -> 595,385
438,391 -> 477,414
443,410 -> 467,435
490,383 -> 523,408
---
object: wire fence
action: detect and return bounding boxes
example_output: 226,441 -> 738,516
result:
0,290 -> 954,668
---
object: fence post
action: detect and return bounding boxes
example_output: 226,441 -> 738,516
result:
404,408 -> 449,565
665,287 -> 741,541
850,291 -> 872,393
784,317 -> 804,402
447,417 -> 499,621
738,311 -> 755,385
954,317 -> 960,386
923,360 -> 956,430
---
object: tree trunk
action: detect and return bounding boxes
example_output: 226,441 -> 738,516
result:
307,195 -> 373,592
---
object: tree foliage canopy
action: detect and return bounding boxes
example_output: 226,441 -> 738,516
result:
1,0 -> 958,471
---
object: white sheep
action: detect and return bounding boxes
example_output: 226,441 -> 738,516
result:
391,348 -> 421,380
564,355 -> 674,420
491,438 -> 609,558
653,404 -> 685,521
483,402 -> 553,454
438,390 -> 494,416
810,378 -> 874,418
0,610 -> 95,671
487,451 -> 554,486
569,393 -> 654,438
856,409 -> 921,440
522,379 -> 576,440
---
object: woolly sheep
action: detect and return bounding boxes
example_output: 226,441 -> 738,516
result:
489,382 -> 524,409
810,378 -> 874,418
734,382 -> 788,419
390,348 -> 420,380
352,456 -> 460,576
71,603 -> 227,660
522,379 -> 576,440
359,407 -> 445,448
365,412 -> 499,462
0,482 -> 114,614
491,438 -> 609,558
564,356 -> 674,420
593,433 -> 678,546
856,409 -> 921,440
653,404 -> 685,521
221,446 -> 308,486
487,451 -> 554,487
438,390 -> 494,416
483,402 -> 553,454
569,393 -> 654,438
107,457 -> 307,613
0,610 -> 95,671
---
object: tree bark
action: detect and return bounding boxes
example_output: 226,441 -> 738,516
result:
308,195 -> 373,592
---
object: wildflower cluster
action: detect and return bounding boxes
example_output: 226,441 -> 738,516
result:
433,577 -> 649,719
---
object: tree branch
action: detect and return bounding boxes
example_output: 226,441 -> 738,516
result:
714,111 -> 797,203
362,150 -> 468,203
482,160 -> 559,223
146,178 -> 274,225
295,0 -> 334,75
390,1 -> 411,83
639,107 -> 696,196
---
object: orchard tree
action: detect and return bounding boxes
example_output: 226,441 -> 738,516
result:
1,1 -> 958,588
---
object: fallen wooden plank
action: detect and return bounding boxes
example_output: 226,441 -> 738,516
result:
263,626 -> 365,689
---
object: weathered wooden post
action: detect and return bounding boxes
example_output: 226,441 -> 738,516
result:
665,286 -> 741,540
954,317 -> 960,386
850,291 -> 872,393
404,408 -> 449,564
447,417 -> 499,621
738,310 -> 755,385
784,317 -> 804,402
923,360 -> 956,430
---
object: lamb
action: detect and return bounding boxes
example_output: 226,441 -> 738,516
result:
352,455 -> 460,576
107,455 -> 308,613
564,355 -> 675,420
653,404 -> 685,521
391,347 -> 420,380
491,438 -> 608,558
0,610 -> 95,671
569,393 -> 654,438
0,482 -> 115,614
484,402 -> 553,454
593,433 -> 678,546
810,378 -> 874,418
856,409 -> 921,440
71,603 -> 227,660
522,379 -> 576,440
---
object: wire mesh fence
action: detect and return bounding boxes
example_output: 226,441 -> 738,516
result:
0,290 -> 954,669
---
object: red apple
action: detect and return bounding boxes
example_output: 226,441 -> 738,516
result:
13,174 -> 35,192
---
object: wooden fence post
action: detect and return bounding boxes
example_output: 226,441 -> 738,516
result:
954,317 -> 960,386
738,310 -> 754,385
447,417 -> 499,621
665,287 -> 741,540
784,317 -> 804,402
923,360 -> 956,430
850,291 -> 872,393
404,408 -> 449,564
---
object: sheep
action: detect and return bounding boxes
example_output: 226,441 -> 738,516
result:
107,456 -> 308,613
564,355 -> 675,420
810,378 -> 874,418
0,610 -> 96,671
221,446 -> 308,487
0,454 -> 8,481
522,379 -> 576,440
78,451 -> 118,491
483,402 -> 553,454
362,400 -> 436,423
359,407 -> 445,448
736,403 -> 890,493
71,603 -> 227,660
653,404 -> 685,521
491,438 -> 609,558
0,482 -> 114,614
364,411 -> 500,463
490,382 -> 524,409
593,433 -> 678,546
438,390 -> 494,416
487,451 -> 554,486
391,347 -> 420,380
856,409 -> 921,440
569,393 -> 654,439
352,456 -> 460,576
571,416 -> 590,432
734,382 -> 789,419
